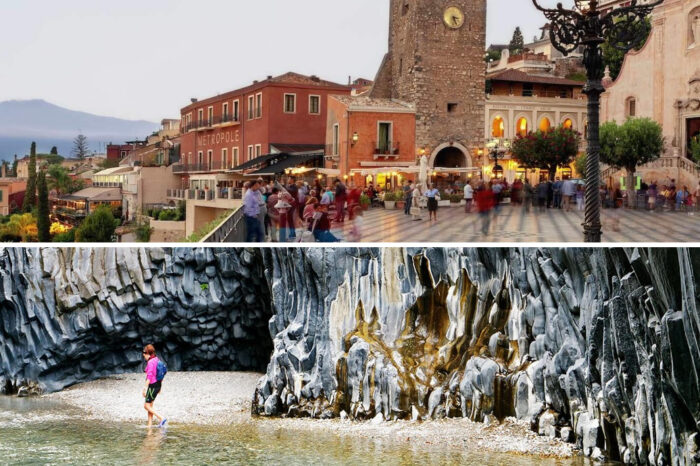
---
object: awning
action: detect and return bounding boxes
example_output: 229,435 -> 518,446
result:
316,168 -> 340,176
231,153 -> 279,171
246,153 -> 323,176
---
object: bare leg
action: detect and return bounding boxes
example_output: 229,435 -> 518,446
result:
144,402 -> 163,427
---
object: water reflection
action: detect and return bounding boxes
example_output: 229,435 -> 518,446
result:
0,398 -> 594,465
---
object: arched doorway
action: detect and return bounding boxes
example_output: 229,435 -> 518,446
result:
429,143 -> 472,168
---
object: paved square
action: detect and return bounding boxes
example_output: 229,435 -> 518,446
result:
328,205 -> 700,243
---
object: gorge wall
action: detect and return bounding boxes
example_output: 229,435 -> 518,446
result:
254,248 -> 700,466
0,247 -> 699,465
0,248 -> 272,393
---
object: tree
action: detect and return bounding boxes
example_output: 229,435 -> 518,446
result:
3,213 -> 38,242
47,165 -> 76,195
72,134 -> 90,159
11,155 -> 18,178
511,127 -> 581,181
600,118 -> 664,206
602,16 -> 651,81
98,158 -> 120,170
50,146 -> 58,155
689,136 -> 700,164
37,169 -> 50,242
74,205 -> 118,242
484,49 -> 502,64
574,153 -> 587,179
22,142 -> 37,212
509,27 -> 525,55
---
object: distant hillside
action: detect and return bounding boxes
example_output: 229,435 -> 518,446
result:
0,100 -> 159,160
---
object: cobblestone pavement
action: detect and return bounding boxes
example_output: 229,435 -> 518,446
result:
325,204 -> 700,243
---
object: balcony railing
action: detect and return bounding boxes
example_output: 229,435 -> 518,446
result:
373,141 -> 400,158
172,161 -> 230,173
167,188 -> 243,201
92,182 -> 122,188
183,115 -> 240,132
202,208 -> 246,243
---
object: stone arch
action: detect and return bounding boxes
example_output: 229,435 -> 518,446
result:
429,142 -> 472,168
538,115 -> 553,132
491,114 -> 507,138
560,114 -> 576,130
515,115 -> 530,137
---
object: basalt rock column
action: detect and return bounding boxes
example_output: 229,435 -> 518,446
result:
0,248 -> 273,393
255,248 -> 700,466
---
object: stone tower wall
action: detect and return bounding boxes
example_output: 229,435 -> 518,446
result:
373,0 -> 487,161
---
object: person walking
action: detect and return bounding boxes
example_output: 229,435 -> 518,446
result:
403,180 -> 414,216
463,182 -> 474,213
553,177 -> 563,209
243,180 -> 264,242
523,179 -> 534,213
575,184 -> 585,211
425,184 -> 440,222
475,183 -> 495,236
334,179 -> 347,223
411,184 -> 423,221
142,345 -> 166,429
312,204 -> 340,242
266,187 -> 280,242
694,182 -> 700,213
536,181 -> 548,213
561,178 -> 576,212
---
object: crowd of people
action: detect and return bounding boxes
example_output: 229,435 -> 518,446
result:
241,175 -> 700,242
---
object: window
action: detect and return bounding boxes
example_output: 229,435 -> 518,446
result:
284,94 -> 297,113
626,98 -> 636,117
492,117 -> 505,138
223,103 -> 229,120
233,147 -> 240,167
255,93 -> 262,118
0,189 -> 3,202
208,107 -> 214,125
198,109 -> 204,124
378,122 -> 392,153
198,151 -> 204,166
120,151 -> 127,158
255,144 -> 262,157
207,150 -> 213,169
516,117 -> 528,137
247,145 -> 254,161
248,96 -> 254,120
332,124 -> 340,155
222,148 -> 228,169
309,95 -> 321,114
539,117 -> 551,132
522,83 -> 534,97
447,103 -> 458,113
562,118 -> 573,130
233,100 -> 240,121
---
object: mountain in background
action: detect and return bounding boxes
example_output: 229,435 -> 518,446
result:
0,100 -> 160,160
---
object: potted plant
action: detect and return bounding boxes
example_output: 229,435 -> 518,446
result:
383,191 -> 397,209
360,194 -> 371,211
395,190 -> 406,210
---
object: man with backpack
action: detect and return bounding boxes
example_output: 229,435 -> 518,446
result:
142,344 -> 167,428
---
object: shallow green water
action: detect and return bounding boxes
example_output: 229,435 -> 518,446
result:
0,397 -> 593,466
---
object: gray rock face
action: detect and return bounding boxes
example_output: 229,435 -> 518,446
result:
0,248 -> 272,393
1,246 -> 699,465
253,248 -> 700,466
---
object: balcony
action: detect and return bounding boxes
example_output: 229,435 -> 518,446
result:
91,182 -> 122,188
373,141 -> 400,160
183,115 -> 240,133
172,161 -> 230,174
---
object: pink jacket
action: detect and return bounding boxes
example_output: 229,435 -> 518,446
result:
145,356 -> 160,384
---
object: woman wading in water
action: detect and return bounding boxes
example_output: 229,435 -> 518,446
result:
142,345 -> 167,428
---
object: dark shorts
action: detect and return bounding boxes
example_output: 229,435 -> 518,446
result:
427,198 -> 438,212
145,381 -> 161,403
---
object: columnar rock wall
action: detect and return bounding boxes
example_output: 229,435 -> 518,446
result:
254,248 -> 700,465
0,248 -> 272,393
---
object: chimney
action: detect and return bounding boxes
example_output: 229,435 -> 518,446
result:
348,76 -> 352,85
190,98 -> 198,103
267,75 -> 272,80
253,80 -> 259,84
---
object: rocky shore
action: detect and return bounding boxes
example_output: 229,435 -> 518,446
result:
43,372 -> 577,459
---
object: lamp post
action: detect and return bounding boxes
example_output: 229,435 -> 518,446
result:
532,0 -> 663,242
486,139 -> 510,180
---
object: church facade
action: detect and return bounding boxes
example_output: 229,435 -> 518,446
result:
601,0 -> 700,187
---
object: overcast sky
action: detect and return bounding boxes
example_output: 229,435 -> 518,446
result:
0,0 -> 575,122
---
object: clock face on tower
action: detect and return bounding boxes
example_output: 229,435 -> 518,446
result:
443,6 -> 465,29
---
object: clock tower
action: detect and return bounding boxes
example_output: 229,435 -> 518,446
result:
371,0 -> 486,168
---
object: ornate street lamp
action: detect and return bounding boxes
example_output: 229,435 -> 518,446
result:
486,138 -> 510,179
532,0 -> 663,242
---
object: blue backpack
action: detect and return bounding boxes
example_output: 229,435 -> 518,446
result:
156,360 -> 168,382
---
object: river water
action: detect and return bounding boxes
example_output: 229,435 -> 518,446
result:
0,397 -> 597,465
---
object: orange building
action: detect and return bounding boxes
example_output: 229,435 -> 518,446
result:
325,96 -> 416,189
